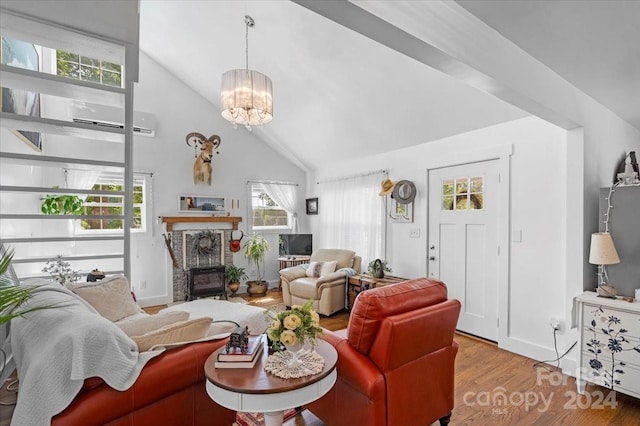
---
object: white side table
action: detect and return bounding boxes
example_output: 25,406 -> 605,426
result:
205,339 -> 337,426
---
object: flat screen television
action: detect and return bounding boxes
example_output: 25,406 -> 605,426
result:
279,234 -> 313,256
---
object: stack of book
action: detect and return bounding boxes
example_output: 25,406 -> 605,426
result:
214,334 -> 264,369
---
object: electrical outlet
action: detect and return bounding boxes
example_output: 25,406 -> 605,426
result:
140,280 -> 147,289
550,317 -> 560,331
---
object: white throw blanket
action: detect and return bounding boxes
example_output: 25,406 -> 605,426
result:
10,281 -> 163,426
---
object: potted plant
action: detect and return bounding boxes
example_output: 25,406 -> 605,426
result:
41,187 -> 84,215
225,264 -> 247,296
42,255 -> 80,285
0,249 -> 52,325
368,259 -> 392,279
242,233 -> 271,296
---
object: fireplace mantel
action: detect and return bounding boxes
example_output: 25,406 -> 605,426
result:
161,216 -> 242,231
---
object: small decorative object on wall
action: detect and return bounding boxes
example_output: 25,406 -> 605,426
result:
179,195 -> 226,214
229,230 -> 243,253
1,37 -> 42,151
185,132 -> 221,185
306,198 -> 318,215
392,180 -> 417,204
614,151 -> 640,186
191,230 -> 219,256
390,198 -> 413,223
378,178 -> 395,196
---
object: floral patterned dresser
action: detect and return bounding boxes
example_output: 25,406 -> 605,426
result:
575,291 -> 640,398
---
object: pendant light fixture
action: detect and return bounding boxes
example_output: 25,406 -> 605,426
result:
220,15 -> 273,131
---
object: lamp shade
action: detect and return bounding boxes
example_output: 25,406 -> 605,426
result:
588,232 -> 620,265
221,69 -> 273,127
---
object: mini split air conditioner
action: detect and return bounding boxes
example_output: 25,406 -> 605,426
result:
69,102 -> 156,137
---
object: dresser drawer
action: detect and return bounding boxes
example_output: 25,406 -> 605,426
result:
582,302 -> 640,340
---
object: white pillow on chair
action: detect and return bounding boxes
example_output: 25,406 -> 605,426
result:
306,261 -> 337,278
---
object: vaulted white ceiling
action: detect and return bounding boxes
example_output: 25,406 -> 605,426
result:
139,0 -> 527,171
138,0 -> 639,172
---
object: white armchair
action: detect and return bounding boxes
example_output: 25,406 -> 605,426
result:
279,249 -> 361,316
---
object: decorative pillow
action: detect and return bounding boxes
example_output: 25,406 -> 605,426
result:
132,317 -> 213,352
306,261 -> 337,278
73,275 -> 141,322
116,311 -> 190,337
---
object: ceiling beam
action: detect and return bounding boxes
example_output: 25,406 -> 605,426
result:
293,0 -> 579,130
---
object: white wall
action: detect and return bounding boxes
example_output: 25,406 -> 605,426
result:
130,52 -> 306,306
309,116 -> 569,362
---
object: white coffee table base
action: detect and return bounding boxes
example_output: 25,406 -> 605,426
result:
206,369 -> 336,426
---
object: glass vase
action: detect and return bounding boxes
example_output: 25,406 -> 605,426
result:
283,342 -> 304,368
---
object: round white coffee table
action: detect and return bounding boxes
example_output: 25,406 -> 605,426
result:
205,339 -> 337,426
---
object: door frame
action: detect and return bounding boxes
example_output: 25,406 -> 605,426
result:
425,144 -> 512,347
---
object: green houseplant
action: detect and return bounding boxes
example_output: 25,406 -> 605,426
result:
0,249 -> 51,325
243,233 -> 271,296
41,187 -> 84,215
368,259 -> 392,278
224,264 -> 247,296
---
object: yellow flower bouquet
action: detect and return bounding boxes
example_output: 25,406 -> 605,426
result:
266,300 -> 322,350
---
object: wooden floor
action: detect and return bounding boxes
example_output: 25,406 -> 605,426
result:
3,289 -> 638,425
242,291 -> 640,426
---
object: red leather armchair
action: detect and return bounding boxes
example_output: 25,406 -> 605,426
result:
51,340 -> 236,426
305,278 -> 461,426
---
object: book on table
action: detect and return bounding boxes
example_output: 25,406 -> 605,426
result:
214,343 -> 264,369
217,334 -> 264,362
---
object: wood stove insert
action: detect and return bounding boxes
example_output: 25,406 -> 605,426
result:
188,266 -> 226,301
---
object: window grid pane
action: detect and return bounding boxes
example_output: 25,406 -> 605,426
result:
442,176 -> 484,211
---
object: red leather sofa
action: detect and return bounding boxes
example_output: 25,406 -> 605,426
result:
305,278 -> 461,426
51,339 -> 235,426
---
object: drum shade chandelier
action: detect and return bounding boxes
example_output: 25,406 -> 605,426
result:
221,15 -> 273,131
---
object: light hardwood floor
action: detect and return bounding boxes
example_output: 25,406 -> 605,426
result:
241,290 -> 640,426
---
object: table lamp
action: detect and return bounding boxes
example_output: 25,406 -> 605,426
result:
589,232 -> 620,298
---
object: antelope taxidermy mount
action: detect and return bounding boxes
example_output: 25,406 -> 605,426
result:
185,132 -> 221,185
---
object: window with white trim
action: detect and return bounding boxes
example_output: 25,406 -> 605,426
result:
56,50 -> 122,87
78,174 -> 147,233
250,183 -> 290,230
442,176 -> 484,210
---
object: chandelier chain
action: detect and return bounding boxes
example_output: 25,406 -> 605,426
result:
245,19 -> 249,70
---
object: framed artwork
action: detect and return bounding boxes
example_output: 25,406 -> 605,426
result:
179,195 -> 227,215
390,199 -> 413,223
306,197 -> 318,215
1,37 -> 42,151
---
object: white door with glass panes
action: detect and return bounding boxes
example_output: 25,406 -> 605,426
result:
428,160 -> 499,341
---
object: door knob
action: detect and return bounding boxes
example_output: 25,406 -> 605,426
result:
429,256 -> 436,261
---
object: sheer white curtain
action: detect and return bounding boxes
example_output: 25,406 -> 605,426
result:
260,182 -> 299,233
65,168 -> 100,199
317,171 -> 386,266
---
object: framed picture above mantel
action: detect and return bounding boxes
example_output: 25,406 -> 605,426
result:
179,195 -> 227,215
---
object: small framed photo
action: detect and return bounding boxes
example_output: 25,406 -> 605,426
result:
179,195 -> 227,215
306,197 -> 318,215
390,199 -> 413,223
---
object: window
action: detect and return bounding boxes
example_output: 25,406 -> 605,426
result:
442,176 -> 484,210
79,174 -> 147,233
56,50 -> 122,87
250,184 -> 290,230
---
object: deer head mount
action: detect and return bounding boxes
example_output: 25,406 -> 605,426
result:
185,132 -> 221,185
